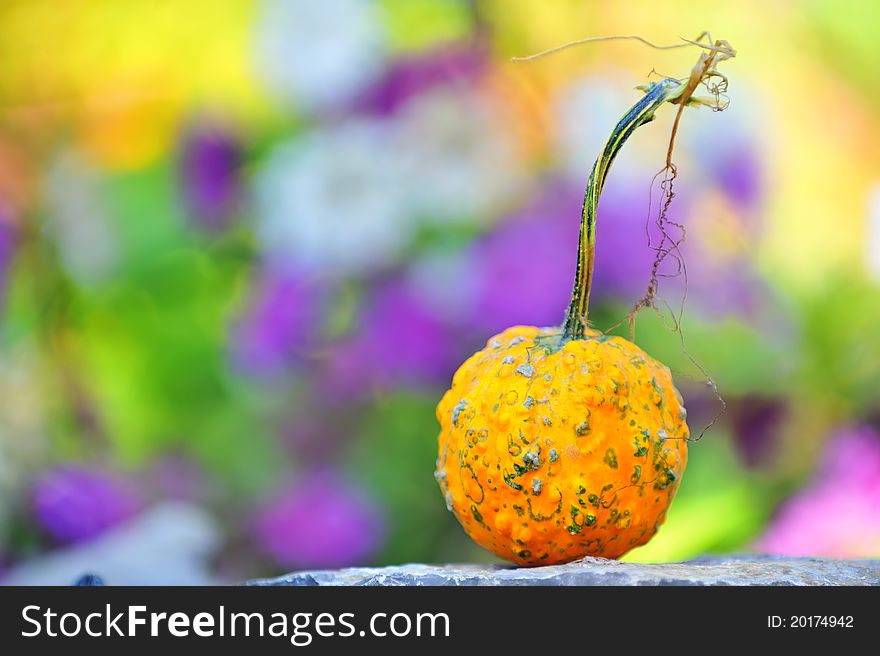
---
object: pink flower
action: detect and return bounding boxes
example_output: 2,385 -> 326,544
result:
756,426 -> 880,558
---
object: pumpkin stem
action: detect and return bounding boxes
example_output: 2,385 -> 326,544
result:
510,33 -> 735,340
561,78 -> 686,339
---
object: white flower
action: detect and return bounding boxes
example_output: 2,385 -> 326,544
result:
679,80 -> 765,154
43,151 -> 118,285
254,86 -> 532,272
254,119 -> 413,273
406,245 -> 475,321
553,73 -> 641,182
393,88 -> 528,225
253,0 -> 389,113
3,503 -> 221,585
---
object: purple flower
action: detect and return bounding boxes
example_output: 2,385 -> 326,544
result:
590,173 -> 770,320
756,426 -> 880,558
466,184 -> 580,333
319,277 -> 455,397
179,120 -> 242,230
32,466 -> 140,545
231,267 -> 323,377
317,339 -> 375,401
354,41 -> 487,116
465,177 -> 698,331
709,142 -> 764,211
683,96 -> 766,214
590,175 -> 676,303
682,259 -> 773,320
253,472 -> 386,569
726,395 -> 788,467
361,278 -> 455,384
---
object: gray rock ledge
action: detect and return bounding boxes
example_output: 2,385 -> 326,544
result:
248,555 -> 879,586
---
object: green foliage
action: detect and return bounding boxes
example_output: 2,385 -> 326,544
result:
347,392 -> 467,565
796,275 -> 880,415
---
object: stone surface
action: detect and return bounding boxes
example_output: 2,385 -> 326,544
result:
249,555 -> 880,586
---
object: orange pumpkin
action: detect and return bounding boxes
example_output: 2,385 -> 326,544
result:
436,77 -> 697,565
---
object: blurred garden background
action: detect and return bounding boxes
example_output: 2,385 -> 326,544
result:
0,0 -> 879,584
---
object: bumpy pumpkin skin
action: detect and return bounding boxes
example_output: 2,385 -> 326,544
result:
436,325 -> 689,566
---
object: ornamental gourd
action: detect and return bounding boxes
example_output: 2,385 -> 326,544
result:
436,36 -> 735,565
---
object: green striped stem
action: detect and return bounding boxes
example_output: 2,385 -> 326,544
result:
561,77 -> 687,340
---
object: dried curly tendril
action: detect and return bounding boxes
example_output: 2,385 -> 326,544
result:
562,77 -> 688,339
546,33 -> 736,338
